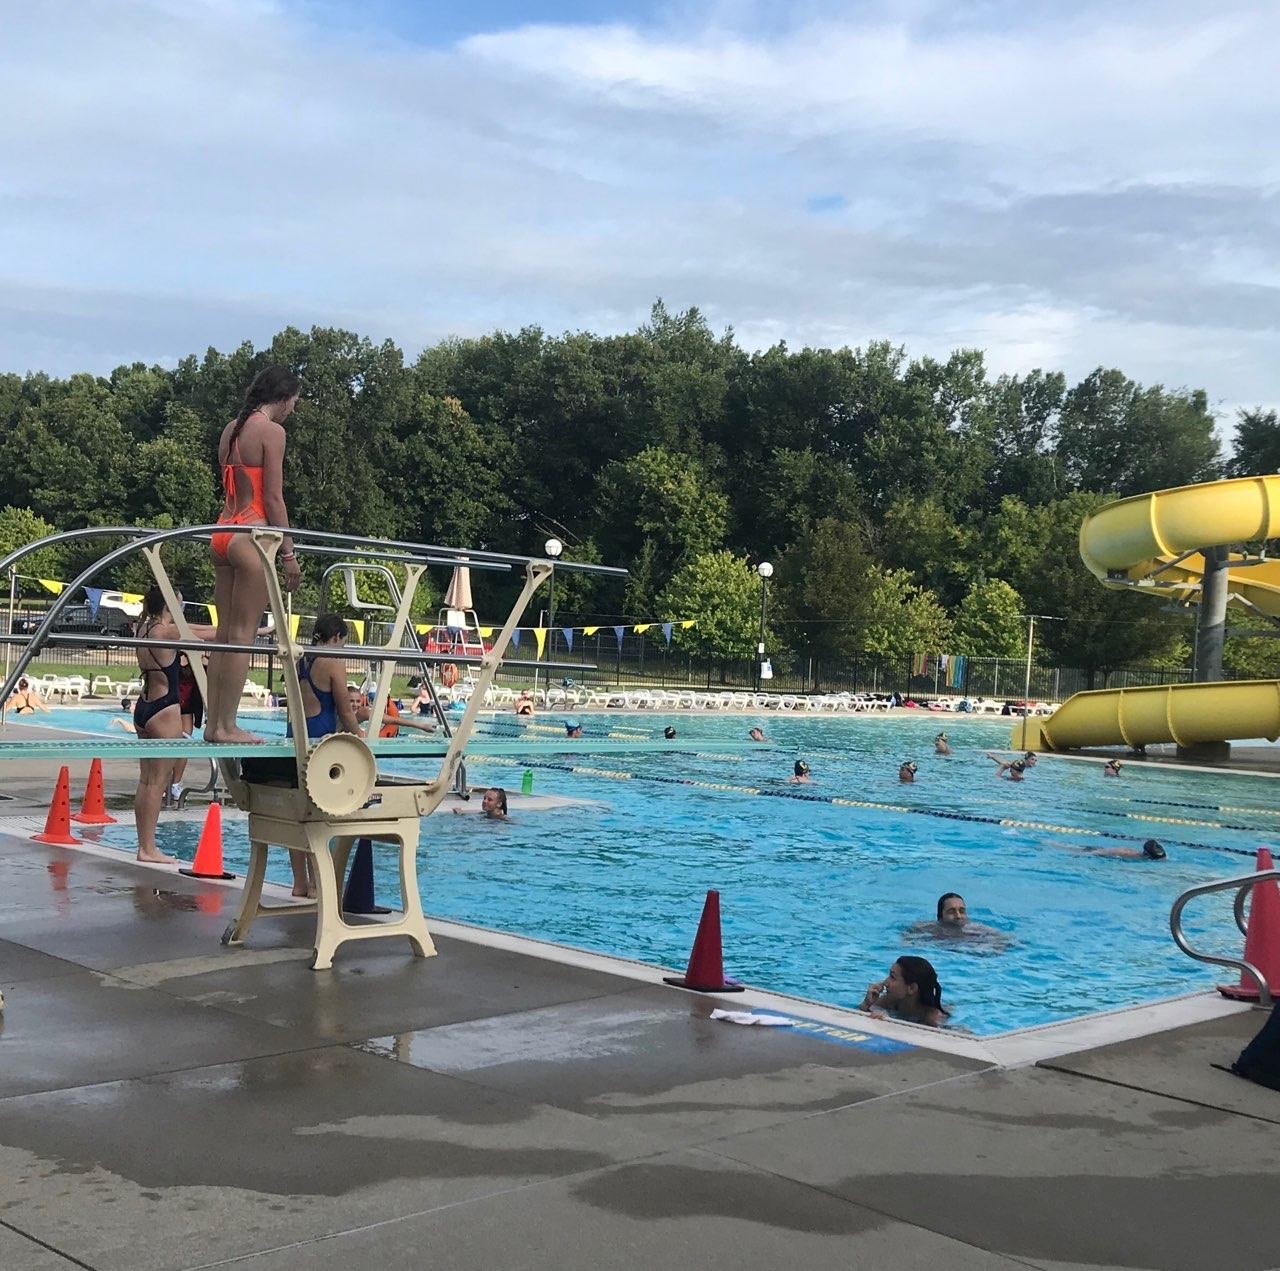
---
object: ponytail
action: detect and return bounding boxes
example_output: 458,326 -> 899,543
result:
896,955 -> 949,1017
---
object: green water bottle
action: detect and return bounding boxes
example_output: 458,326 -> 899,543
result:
521,768 -> 534,795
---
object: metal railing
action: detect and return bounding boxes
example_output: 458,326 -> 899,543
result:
1169,869 -> 1280,1007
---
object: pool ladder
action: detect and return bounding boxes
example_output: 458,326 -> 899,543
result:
1170,868 -> 1280,1008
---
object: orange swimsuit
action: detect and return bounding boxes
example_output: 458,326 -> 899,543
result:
211,435 -> 267,563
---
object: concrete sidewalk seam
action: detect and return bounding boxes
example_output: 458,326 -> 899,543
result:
0,1215 -> 98,1271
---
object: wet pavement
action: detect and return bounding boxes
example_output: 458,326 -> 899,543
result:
0,757 -> 1278,1269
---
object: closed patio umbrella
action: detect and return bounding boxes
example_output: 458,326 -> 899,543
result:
443,564 -> 473,612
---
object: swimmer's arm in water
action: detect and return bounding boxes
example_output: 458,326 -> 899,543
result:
1084,846 -> 1143,859
109,717 -> 138,734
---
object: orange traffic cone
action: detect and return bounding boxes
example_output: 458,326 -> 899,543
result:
663,889 -> 744,993
72,758 -> 117,825
1219,847 -> 1280,1001
178,803 -> 236,880
33,767 -> 84,846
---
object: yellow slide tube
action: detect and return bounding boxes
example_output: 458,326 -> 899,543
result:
1019,475 -> 1280,752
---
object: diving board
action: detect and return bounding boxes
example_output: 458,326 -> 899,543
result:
0,736 -> 764,762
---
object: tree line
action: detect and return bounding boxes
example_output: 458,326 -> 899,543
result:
2,303 -> 1278,685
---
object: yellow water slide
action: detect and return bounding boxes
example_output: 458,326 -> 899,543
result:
1019,475 -> 1280,752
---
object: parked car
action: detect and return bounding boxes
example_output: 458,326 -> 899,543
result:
14,603 -> 135,647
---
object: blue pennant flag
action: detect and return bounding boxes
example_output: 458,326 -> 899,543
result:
84,586 -> 104,619
612,625 -> 625,649
510,629 -> 521,649
562,627 -> 574,651
661,622 -> 673,645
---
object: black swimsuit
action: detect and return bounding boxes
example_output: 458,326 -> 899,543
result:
134,653 -> 182,733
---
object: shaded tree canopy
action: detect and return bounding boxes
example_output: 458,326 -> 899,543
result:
0,302 -> 1260,671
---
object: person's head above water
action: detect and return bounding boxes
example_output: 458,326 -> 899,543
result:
937,892 -> 967,926
480,787 -> 508,818
1142,838 -> 1167,860
1022,752 -> 1037,767
564,718 -> 582,737
749,727 -> 766,742
1103,759 -> 1122,775
794,759 -> 810,777
885,955 -> 948,1017
663,725 -> 677,740
899,760 -> 918,781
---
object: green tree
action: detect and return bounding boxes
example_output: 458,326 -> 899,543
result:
859,567 -> 953,660
876,496 -> 976,604
1056,369 -> 1220,496
777,517 -> 876,662
1227,409 -> 1280,478
952,578 -> 1026,657
0,506 -> 63,583
1223,608 -> 1280,679
657,551 -> 767,674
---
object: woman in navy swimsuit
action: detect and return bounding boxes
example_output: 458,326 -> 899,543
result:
133,587 -> 217,863
284,613 -> 363,895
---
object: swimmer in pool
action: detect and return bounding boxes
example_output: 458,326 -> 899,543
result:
860,955 -> 950,1028
1103,758 -> 1122,777
5,678 -> 49,714
1022,752 -> 1038,768
452,787 -> 510,821
748,727 -> 767,742
1086,837 -> 1166,861
564,718 -> 583,738
987,753 -> 1027,782
934,732 -> 951,755
905,892 -> 1011,946
663,725 -> 677,740
789,759 -> 812,784
899,760 -> 918,783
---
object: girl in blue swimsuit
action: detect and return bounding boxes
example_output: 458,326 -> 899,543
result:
284,613 -> 363,895
133,587 -> 217,864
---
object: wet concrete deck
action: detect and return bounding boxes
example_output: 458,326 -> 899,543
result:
1,769 -> 1279,1268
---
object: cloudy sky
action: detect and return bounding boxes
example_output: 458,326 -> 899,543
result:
3,0 -> 1278,422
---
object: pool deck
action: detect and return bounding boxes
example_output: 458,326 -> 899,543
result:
2,738 -> 1280,1269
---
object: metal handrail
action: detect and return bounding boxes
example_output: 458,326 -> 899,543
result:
1170,869 -> 1280,1008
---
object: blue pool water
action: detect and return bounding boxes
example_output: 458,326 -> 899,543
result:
38,706 -> 1277,1035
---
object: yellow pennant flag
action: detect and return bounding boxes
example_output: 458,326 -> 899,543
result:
414,623 -> 429,636
533,627 -> 547,657
582,625 -> 599,636
121,592 -> 143,605
634,623 -> 651,634
351,618 -> 366,644
681,620 -> 696,628
289,614 -> 301,640
38,578 -> 64,595
206,604 -> 217,627
478,626 -> 494,638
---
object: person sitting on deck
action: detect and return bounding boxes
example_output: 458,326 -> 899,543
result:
5,677 -> 49,714
514,689 -> 534,716
860,956 -> 950,1028
413,684 -> 433,716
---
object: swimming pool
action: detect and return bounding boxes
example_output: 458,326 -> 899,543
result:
36,706 -> 1273,1035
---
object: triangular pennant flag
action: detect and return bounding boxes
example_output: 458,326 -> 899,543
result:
206,603 -> 217,627
351,618 -> 366,644
634,623 -> 651,634
534,627 -> 547,657
38,578 -> 64,595
84,586 -> 104,619
612,625 -> 625,649
414,623 -> 428,635
289,614 -> 301,639
681,620 -> 695,629
510,629 -> 521,649
562,628 -> 574,651
583,626 -> 599,637
478,626 -> 494,638
661,622 -> 673,645
121,591 -> 143,605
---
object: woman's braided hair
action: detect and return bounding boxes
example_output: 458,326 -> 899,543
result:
228,366 -> 302,451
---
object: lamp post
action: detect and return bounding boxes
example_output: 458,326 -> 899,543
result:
756,561 -> 773,691
535,537 -> 563,703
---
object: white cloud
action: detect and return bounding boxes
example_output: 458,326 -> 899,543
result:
0,0 -> 1277,427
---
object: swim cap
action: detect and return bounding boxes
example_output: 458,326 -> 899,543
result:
902,761 -> 918,773
564,718 -> 581,733
794,759 -> 810,775
1142,839 -> 1167,860
663,726 -> 677,739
